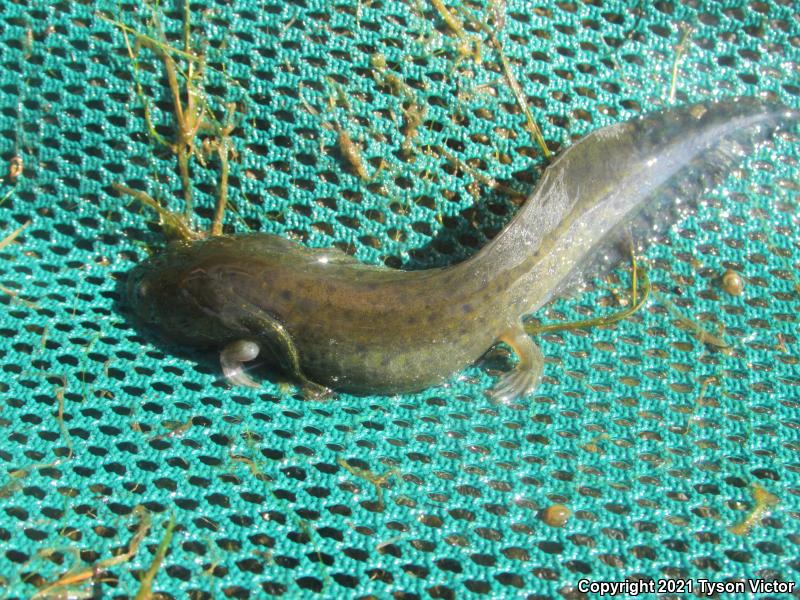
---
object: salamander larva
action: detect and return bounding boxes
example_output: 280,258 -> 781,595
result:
126,98 -> 796,401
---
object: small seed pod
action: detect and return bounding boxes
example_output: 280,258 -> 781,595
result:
541,504 -> 571,528
721,268 -> 744,296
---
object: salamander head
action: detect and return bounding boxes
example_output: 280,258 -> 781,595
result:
126,251 -> 177,327
124,235 -> 281,346
125,250 -> 219,347
123,242 -> 214,343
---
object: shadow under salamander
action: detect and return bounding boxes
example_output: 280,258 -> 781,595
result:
399,162 -> 540,271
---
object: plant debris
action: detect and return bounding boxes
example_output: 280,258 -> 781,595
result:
728,484 -> 779,536
7,156 -> 23,182
134,514 -> 176,600
33,506 -> 151,599
526,264 -> 650,336
338,457 -> 399,511
654,291 -> 733,354
668,25 -> 693,104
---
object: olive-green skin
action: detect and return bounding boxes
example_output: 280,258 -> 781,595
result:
127,98 -> 793,396
129,235 -> 503,393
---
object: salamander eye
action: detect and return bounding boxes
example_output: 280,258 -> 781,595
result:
136,280 -> 150,300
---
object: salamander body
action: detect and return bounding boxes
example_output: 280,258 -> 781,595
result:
126,98 -> 795,400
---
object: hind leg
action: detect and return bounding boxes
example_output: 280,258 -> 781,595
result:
488,322 -> 544,404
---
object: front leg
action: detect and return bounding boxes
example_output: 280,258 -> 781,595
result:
488,321 -> 544,404
219,312 -> 331,398
220,339 -> 261,388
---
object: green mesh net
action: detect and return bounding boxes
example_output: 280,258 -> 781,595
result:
1,0 -> 798,597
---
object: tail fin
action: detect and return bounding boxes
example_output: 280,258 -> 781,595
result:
466,97 -> 797,313
622,97 -> 796,255
549,98 -> 797,298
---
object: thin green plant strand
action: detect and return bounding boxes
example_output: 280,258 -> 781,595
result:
524,267 -> 650,336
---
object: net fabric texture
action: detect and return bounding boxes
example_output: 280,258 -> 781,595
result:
0,0 -> 798,598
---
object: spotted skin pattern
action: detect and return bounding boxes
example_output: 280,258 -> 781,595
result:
126,98 -> 796,400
